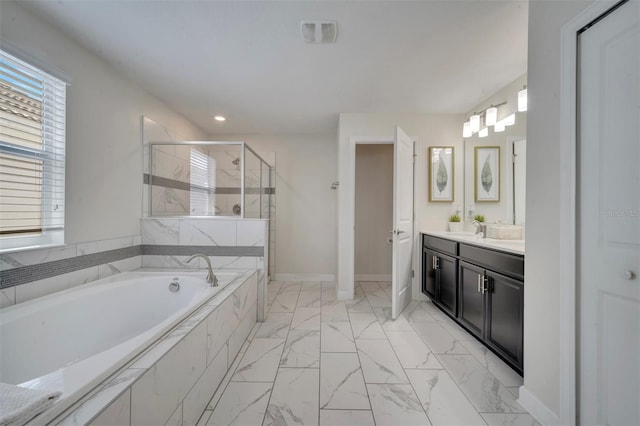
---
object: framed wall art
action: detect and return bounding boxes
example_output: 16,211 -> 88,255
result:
475,146 -> 500,202
429,146 -> 454,202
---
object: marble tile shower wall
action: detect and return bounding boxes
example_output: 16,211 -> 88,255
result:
0,235 -> 142,308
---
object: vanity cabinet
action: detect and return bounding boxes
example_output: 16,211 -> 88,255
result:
422,236 -> 458,318
421,234 -> 524,374
458,261 -> 524,372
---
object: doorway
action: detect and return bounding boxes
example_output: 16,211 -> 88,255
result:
355,144 -> 394,308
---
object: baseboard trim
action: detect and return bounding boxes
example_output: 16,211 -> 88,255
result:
354,274 -> 391,282
518,386 -> 561,425
274,273 -> 335,282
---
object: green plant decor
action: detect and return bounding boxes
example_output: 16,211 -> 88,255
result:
473,214 -> 485,223
448,214 -> 461,223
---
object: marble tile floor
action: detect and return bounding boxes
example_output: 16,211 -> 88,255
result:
197,280 -> 539,426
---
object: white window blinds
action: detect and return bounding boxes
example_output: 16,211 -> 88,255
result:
0,50 -> 66,251
189,148 -> 216,216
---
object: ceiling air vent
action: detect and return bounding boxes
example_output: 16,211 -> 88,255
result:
300,21 -> 337,44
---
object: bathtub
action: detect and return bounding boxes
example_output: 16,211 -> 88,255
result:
0,269 -> 249,423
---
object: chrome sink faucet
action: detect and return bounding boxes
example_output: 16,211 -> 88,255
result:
184,253 -> 218,287
472,220 -> 487,238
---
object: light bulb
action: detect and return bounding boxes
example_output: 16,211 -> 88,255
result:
463,121 -> 472,138
518,87 -> 527,112
485,107 -> 497,126
479,127 -> 489,138
470,114 -> 480,133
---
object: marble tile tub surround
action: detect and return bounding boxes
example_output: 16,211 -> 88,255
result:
200,280 -> 540,426
52,270 -> 258,426
1,219 -> 267,311
0,235 -> 142,307
141,217 -> 269,321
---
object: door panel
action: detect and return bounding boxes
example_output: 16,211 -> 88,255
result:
486,270 -> 523,370
423,248 -> 437,298
437,254 -> 458,317
458,261 -> 485,339
392,126 -> 414,319
578,1 -> 640,424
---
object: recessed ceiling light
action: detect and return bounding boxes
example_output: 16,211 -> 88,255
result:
213,115 -> 226,122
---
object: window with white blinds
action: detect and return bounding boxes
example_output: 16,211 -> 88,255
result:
0,50 -> 66,251
189,148 -> 216,216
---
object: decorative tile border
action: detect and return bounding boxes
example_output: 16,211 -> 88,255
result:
144,174 -> 275,195
142,245 -> 263,257
0,245 -> 264,290
0,246 -> 142,289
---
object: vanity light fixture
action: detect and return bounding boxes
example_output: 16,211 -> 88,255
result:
463,121 -> 472,138
503,113 -> 516,126
469,114 -> 481,133
494,120 -> 506,132
213,115 -> 226,122
518,86 -> 527,112
478,127 -> 489,138
485,106 -> 498,126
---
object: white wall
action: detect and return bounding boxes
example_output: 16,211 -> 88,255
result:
355,144 -> 393,277
0,1 -> 206,245
463,74 -> 527,225
207,133 -> 337,279
337,113 -> 463,299
524,0 -> 592,420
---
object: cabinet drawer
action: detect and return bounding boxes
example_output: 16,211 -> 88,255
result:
423,235 -> 458,256
459,244 -> 524,280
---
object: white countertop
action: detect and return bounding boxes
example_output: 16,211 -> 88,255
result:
422,230 -> 525,255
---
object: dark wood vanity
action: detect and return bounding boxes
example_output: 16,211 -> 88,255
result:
422,233 -> 524,375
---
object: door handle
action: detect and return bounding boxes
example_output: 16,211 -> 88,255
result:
477,274 -> 481,293
624,270 -> 636,280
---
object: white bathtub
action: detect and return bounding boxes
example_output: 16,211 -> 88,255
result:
0,270 -> 244,421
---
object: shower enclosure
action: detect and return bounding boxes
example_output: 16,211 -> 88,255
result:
145,141 -> 275,277
147,141 -> 273,220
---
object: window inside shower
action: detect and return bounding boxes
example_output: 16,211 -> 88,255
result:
147,141 -> 272,220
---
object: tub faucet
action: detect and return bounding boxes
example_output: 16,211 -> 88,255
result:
472,220 -> 487,238
184,254 -> 218,287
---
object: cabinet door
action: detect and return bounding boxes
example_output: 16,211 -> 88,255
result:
458,261 -> 485,339
437,253 -> 457,318
422,248 -> 437,299
486,270 -> 523,371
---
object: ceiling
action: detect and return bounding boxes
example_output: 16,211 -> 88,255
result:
19,0 -> 528,135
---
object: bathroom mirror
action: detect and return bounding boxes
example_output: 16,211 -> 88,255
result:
463,113 -> 527,226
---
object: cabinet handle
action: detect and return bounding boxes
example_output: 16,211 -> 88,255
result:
481,274 -> 486,294
477,274 -> 481,293
433,256 -> 439,269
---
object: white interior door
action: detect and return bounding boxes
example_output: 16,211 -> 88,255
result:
392,126 -> 414,319
578,1 -> 639,424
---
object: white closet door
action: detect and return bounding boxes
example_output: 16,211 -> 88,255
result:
578,1 -> 639,424
391,126 -> 414,319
